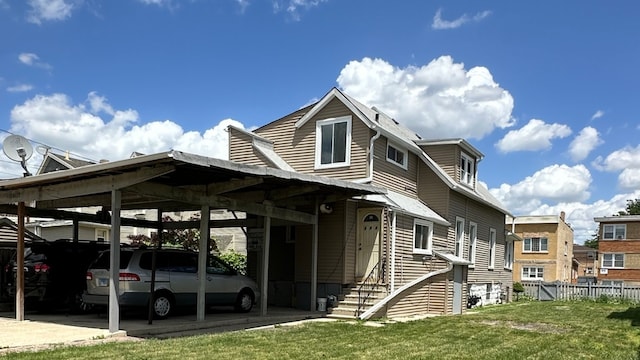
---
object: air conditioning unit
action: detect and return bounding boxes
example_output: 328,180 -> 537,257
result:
617,235 -> 624,239
600,268 -> 609,275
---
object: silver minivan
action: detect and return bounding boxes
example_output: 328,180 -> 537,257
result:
83,248 -> 259,319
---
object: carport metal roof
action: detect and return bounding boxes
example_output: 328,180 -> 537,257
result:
0,150 -> 385,332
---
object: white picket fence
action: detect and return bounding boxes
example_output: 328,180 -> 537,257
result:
521,282 -> 640,303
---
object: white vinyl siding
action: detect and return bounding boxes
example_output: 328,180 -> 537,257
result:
603,224 -> 626,240
315,116 -> 351,169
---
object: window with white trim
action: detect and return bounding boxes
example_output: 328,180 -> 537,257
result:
455,217 -> 465,257
602,253 -> 624,269
522,266 -> 544,280
523,237 -> 548,252
488,228 -> 496,269
603,224 -> 626,240
96,229 -> 108,242
468,222 -> 477,266
315,116 -> 351,169
413,219 -> 433,255
504,241 -> 514,270
459,152 -> 475,186
386,142 -> 407,169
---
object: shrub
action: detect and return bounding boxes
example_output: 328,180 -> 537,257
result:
513,282 -> 525,293
219,250 -> 247,275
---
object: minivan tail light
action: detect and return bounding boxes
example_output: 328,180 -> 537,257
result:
119,273 -> 140,281
86,272 -> 93,281
34,264 -> 50,273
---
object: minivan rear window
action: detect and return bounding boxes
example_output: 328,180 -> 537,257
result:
91,251 -> 133,270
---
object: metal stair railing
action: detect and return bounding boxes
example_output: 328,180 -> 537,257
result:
356,258 -> 386,317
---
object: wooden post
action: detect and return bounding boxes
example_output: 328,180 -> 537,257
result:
16,202 -> 25,321
260,216 -> 271,316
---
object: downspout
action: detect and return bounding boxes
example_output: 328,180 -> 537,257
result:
354,129 -> 381,184
359,253 -> 455,320
390,210 -> 397,291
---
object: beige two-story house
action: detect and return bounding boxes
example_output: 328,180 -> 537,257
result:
228,87 -> 515,318
594,215 -> 640,286
508,212 -> 574,283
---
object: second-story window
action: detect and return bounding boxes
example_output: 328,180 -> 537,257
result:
603,224 -> 626,240
460,152 -> 475,186
602,253 -> 624,268
386,142 -> 408,169
315,116 -> 351,169
523,237 -> 548,252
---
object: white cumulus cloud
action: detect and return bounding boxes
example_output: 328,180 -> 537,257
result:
592,145 -> 640,172
568,126 -> 603,162
6,92 -> 244,177
432,8 -> 492,30
337,56 -> 514,140
490,164 -> 592,215
7,84 -> 34,93
27,0 -> 75,24
496,119 -> 572,153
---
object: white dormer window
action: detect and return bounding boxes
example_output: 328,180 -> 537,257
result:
460,152 -> 475,186
315,116 -> 352,169
386,141 -> 408,169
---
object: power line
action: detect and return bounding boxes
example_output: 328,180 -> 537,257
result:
0,128 -> 98,163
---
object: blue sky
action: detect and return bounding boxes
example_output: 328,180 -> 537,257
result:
1,0 -> 639,243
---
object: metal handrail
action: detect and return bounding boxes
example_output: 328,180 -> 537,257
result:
356,258 -> 386,317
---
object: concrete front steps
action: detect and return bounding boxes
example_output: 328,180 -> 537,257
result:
326,284 -> 387,319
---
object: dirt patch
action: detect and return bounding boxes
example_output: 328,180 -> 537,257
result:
481,320 -> 568,334
0,335 -> 144,355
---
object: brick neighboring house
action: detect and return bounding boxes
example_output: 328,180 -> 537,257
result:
507,212 -> 574,283
572,244 -> 598,284
593,215 -> 640,286
228,87 -> 515,318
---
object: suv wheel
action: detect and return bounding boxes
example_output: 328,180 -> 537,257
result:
152,291 -> 174,319
234,289 -> 254,313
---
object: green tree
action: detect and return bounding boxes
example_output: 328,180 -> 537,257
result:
127,214 -> 218,253
624,199 -> 640,215
583,233 -> 598,249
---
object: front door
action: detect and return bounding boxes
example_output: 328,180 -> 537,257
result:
356,209 -> 381,280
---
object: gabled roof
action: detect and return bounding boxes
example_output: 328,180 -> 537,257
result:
228,125 -> 295,171
359,190 -> 450,226
0,217 -> 45,244
36,151 -> 95,175
295,87 -> 512,217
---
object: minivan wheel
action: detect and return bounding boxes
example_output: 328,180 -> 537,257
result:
234,289 -> 254,313
152,292 -> 174,319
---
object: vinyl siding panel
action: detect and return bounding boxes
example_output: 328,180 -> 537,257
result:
344,200 -> 358,283
417,161 -> 450,219
255,98 -> 369,180
316,201 -> 347,283
371,136 -> 418,197
420,144 -> 458,181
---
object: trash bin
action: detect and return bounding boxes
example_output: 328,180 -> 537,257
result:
317,297 -> 327,312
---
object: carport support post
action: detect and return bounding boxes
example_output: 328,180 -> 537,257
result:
260,216 -> 271,316
197,205 -> 210,321
310,200 -> 318,312
16,201 -> 25,321
108,190 -> 122,333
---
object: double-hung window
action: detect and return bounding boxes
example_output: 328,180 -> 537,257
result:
523,237 -> 548,252
413,219 -> 433,255
455,217 -> 465,257
603,224 -> 626,240
522,266 -> 544,280
602,253 -> 624,268
504,241 -> 514,270
315,116 -> 351,169
460,152 -> 475,186
386,142 -> 408,169
468,222 -> 477,266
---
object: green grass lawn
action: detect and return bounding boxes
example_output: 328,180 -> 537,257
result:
3,301 -> 640,360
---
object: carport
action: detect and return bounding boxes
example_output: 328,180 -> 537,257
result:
0,150 -> 384,332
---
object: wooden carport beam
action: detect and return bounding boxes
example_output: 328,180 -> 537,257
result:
205,177 -> 264,194
0,165 -> 175,203
127,183 -> 317,224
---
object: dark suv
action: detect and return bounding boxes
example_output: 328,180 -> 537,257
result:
5,239 -> 109,312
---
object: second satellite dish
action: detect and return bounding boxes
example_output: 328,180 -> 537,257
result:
3,134 -> 33,162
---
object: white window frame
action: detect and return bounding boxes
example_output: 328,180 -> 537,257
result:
603,224 -> 626,240
459,152 -> 475,186
96,228 -> 108,242
413,219 -> 433,255
468,222 -> 477,267
386,141 -> 408,170
455,217 -> 465,258
504,240 -> 514,270
314,116 -> 352,169
602,253 -> 624,269
523,237 -> 548,253
488,228 -> 496,269
522,266 -> 544,280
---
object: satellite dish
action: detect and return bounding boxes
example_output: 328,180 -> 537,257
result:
3,135 -> 33,162
35,145 -> 51,156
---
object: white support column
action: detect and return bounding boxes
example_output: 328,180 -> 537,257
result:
16,202 -> 25,321
310,200 -> 318,312
108,190 -> 121,333
197,205 -> 210,321
260,216 -> 271,316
